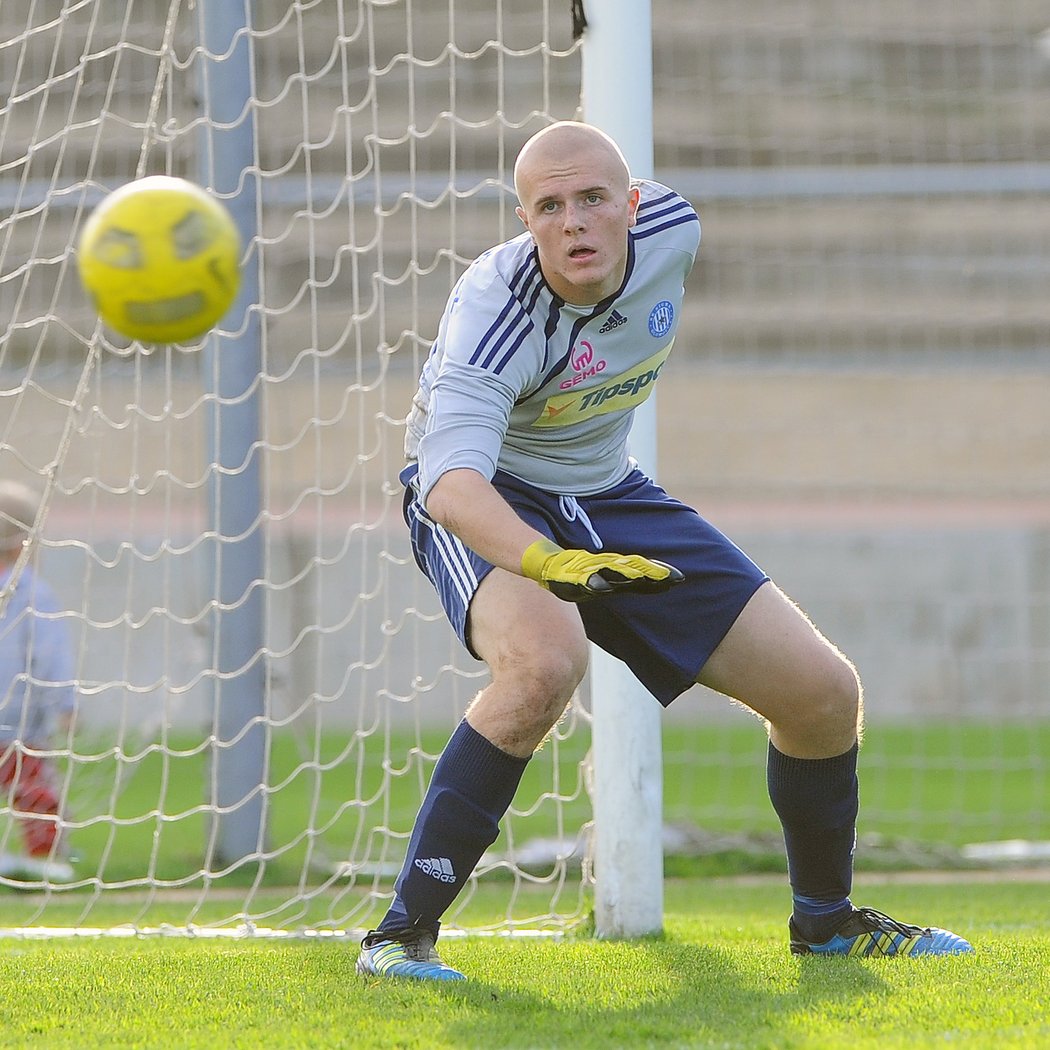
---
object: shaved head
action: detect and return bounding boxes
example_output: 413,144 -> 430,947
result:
513,122 -> 631,207
511,121 -> 640,304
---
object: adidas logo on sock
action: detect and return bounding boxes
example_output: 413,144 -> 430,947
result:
598,309 -> 628,333
414,856 -> 457,883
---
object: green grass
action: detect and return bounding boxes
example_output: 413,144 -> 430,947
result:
0,877 -> 1045,1049
662,719 -> 1050,846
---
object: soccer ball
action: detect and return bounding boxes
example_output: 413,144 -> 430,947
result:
77,175 -> 241,344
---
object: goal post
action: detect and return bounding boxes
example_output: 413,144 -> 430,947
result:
579,0 -> 664,939
197,0 -> 268,870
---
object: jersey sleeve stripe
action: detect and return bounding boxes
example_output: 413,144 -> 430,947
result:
491,320 -> 535,374
632,212 -> 700,241
469,296 -> 520,366
477,304 -> 535,371
469,258 -> 543,371
636,199 -> 695,226
639,188 -> 679,209
469,294 -> 536,369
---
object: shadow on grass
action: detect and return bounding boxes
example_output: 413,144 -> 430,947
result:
427,935 -> 888,1048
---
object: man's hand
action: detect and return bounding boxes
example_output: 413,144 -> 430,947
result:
521,539 -> 684,603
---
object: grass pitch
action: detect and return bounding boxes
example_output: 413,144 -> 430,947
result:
0,876 -> 1045,1049
0,722 -> 1046,1046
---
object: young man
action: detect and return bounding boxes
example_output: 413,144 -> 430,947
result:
357,121 -> 972,981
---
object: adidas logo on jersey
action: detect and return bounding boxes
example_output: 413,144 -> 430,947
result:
598,309 -> 628,333
414,856 -> 457,883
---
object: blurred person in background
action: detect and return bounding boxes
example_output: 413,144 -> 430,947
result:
0,480 -> 76,884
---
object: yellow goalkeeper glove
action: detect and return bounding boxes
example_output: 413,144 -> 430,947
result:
521,539 -> 684,603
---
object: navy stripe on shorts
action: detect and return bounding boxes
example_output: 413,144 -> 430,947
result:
400,465 -> 768,706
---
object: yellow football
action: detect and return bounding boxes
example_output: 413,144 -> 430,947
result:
77,175 -> 241,343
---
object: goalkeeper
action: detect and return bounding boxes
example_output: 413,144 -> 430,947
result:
358,121 -> 972,981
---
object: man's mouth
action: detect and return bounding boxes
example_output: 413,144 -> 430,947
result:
569,246 -> 595,259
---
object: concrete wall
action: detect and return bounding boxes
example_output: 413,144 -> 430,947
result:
19,369 -> 1049,730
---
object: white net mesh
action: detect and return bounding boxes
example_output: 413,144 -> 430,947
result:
652,1 -> 1050,863
0,0 -> 587,933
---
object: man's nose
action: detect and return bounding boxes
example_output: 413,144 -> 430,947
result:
563,203 -> 585,231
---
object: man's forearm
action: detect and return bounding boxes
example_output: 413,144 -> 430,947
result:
424,468 -> 544,575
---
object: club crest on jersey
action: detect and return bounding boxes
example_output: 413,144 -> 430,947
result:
559,339 -> 607,390
648,300 -> 675,338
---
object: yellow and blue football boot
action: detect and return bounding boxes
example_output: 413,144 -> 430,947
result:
790,907 -> 973,957
356,927 -> 466,981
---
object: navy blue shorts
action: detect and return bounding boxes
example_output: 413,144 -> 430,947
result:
401,466 -> 768,706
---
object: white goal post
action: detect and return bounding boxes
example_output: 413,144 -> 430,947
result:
579,0 -> 664,939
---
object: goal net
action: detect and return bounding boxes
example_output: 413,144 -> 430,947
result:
0,0 -> 1047,938
0,0 -> 587,936
651,1 -> 1050,868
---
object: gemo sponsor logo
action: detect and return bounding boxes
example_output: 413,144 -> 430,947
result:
533,343 -> 673,429
560,340 -> 607,389
570,340 -> 594,370
578,360 -> 665,411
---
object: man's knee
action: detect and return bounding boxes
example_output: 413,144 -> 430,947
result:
483,604 -> 589,699
832,657 -> 863,731
506,642 -> 588,721
468,637 -> 588,755
805,654 -> 863,741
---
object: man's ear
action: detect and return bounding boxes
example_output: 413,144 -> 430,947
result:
515,204 -> 529,230
626,186 -> 641,228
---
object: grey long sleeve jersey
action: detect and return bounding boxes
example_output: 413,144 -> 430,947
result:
405,180 -> 701,508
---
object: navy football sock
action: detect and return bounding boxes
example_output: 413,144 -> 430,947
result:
378,719 -> 530,936
767,740 -> 859,943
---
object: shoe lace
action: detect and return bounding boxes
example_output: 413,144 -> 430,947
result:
361,927 -> 437,961
854,907 -> 931,938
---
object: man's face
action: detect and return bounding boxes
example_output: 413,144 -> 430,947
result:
515,137 -> 640,306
